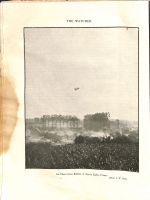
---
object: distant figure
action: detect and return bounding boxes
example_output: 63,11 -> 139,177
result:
74,87 -> 80,91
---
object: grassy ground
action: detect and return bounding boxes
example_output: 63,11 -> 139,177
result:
26,142 -> 139,172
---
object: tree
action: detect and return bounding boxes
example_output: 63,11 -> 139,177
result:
83,112 -> 110,131
74,136 -> 85,144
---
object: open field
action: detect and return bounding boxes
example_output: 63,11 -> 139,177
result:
26,142 -> 139,172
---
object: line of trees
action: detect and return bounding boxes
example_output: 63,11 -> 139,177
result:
74,134 -> 138,144
83,112 -> 110,131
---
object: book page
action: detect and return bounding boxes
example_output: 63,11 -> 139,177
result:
0,1 -> 150,200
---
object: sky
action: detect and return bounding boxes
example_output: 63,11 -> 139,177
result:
25,28 -> 138,121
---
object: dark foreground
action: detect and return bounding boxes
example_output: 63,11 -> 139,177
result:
26,142 -> 139,172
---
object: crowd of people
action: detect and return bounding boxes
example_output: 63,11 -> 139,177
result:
26,138 -> 139,171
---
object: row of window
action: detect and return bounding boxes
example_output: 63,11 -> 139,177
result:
44,120 -> 81,127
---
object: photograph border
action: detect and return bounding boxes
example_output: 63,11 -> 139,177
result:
23,27 -> 139,170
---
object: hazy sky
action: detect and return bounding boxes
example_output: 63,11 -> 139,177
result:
25,28 -> 138,121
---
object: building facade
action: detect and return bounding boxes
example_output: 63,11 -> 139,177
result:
42,115 -> 82,129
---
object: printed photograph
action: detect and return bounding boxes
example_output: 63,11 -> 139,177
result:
25,27 -> 139,171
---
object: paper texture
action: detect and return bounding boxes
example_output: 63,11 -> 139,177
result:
0,1 -> 150,200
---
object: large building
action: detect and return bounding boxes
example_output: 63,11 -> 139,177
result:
26,115 -> 82,129
26,114 -> 121,132
42,115 -> 82,129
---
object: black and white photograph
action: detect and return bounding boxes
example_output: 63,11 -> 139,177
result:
25,27 -> 139,171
